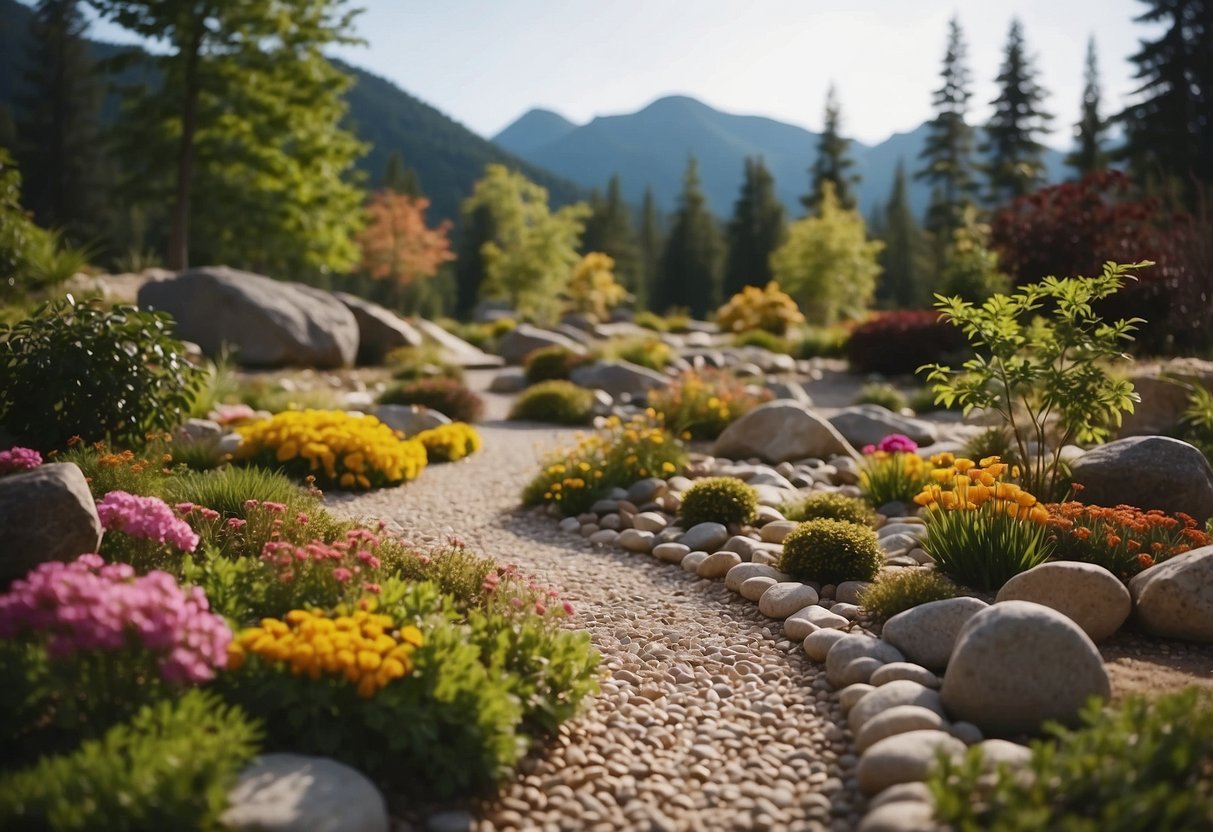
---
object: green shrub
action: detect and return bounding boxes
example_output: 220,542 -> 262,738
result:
782,491 -> 875,526
0,297 -> 204,452
779,518 -> 883,583
649,368 -> 772,440
858,570 -> 959,622
908,385 -> 951,414
929,688 -> 1213,832
0,691 -> 259,830
231,376 -> 343,414
679,476 -> 759,528
733,329 -> 790,353
509,380 -> 595,425
794,324 -> 850,359
633,310 -> 669,332
386,345 -> 465,383
523,345 -> 591,384
855,383 -> 907,412
597,336 -> 673,371
379,378 -> 485,423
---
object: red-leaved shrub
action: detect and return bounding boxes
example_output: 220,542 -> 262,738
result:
846,310 -> 967,376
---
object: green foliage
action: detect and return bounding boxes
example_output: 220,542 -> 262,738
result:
0,691 -> 259,832
794,324 -> 850,359
523,344 -> 590,384
464,165 -> 589,323
1066,37 -> 1108,178
165,466 -> 319,520
0,297 -> 204,452
909,385 -> 951,414
733,329 -> 790,354
580,176 -> 642,300
387,345 -> 465,383
856,383 -> 907,412
771,182 -> 883,326
962,426 -> 1021,468
929,688 -> 1213,831
649,369 -> 772,441
1180,385 -> 1213,462
58,442 -> 174,500
857,570 -> 959,622
509,380 -> 595,425
724,157 -> 786,298
922,501 -> 1053,593
937,211 -> 1011,303
232,377 -> 343,414
805,84 -> 859,212
379,378 -> 485,423
860,451 -> 933,508
778,518 -> 883,583
982,19 -> 1053,203
782,492 -> 876,527
679,476 -> 759,528
921,261 -> 1147,498
656,157 -> 723,318
876,161 -> 930,308
596,336 -> 673,371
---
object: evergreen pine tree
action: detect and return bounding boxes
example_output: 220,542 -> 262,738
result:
804,84 -> 859,213
877,160 -> 927,308
1117,0 -> 1213,202
982,18 -> 1054,204
1067,36 -> 1108,177
917,16 -> 980,238
382,150 -> 422,196
657,157 -> 723,317
724,156 -> 787,297
580,175 -> 641,295
15,0 -> 103,239
635,187 -> 662,311
454,202 -> 497,319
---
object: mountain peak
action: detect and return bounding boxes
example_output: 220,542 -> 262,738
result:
493,108 -> 578,155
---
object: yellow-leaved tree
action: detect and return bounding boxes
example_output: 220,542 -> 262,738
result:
565,252 -> 628,320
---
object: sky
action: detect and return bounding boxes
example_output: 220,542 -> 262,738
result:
83,0 -> 1157,148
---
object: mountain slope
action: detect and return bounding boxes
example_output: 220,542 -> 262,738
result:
495,96 -> 1069,219
494,108 -> 577,157
0,0 -> 581,224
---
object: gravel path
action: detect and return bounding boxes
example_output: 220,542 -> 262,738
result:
330,418 -> 866,832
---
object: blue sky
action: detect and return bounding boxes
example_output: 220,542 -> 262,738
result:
83,0 -> 1156,147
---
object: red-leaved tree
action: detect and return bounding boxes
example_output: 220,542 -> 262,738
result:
358,191 -> 454,287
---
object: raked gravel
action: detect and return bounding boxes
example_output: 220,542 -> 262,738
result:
328,419 -> 867,832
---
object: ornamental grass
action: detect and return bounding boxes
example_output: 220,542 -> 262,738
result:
236,409 -> 427,490
1045,494 -> 1211,580
914,455 -> 1053,592
859,435 -> 933,507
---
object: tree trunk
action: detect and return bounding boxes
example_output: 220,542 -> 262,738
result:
167,23 -> 204,271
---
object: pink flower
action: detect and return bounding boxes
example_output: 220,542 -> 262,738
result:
97,491 -> 199,553
296,513 -> 309,526
363,582 -> 381,595
262,502 -> 287,513
174,502 -> 195,514
0,446 -> 42,474
226,518 -> 246,529
562,601 -> 575,616
332,567 -> 353,583
875,434 -> 918,454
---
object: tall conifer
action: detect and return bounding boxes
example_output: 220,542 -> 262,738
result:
804,85 -> 859,213
657,158 -> 723,317
877,160 -> 927,308
982,18 -> 1053,204
1067,36 -> 1108,177
724,157 -> 786,296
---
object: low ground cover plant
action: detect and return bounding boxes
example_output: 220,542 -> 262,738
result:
414,422 -> 483,463
378,377 -> 485,423
779,518 -> 883,583
649,368 -> 772,440
679,476 -> 759,527
595,336 -> 673,371
523,345 -> 590,384
509,380 -> 595,425
522,413 -> 688,516
781,491 -> 876,526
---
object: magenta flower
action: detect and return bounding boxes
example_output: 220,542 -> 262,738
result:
868,434 -> 919,454
97,491 -> 200,553
0,446 -> 42,474
0,555 -> 231,684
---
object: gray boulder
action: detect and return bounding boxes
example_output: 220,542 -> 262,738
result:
713,401 -> 860,464
570,360 -> 670,399
1069,436 -> 1213,524
334,292 -> 422,365
1129,546 -> 1213,642
828,405 -> 939,448
409,318 -> 503,369
372,404 -> 450,437
497,324 -> 585,366
940,601 -> 1110,736
881,597 -> 989,671
996,561 -> 1131,642
139,266 -> 359,368
222,753 -> 388,832
0,463 -> 102,583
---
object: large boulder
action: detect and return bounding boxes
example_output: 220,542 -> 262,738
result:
334,292 -> 422,365
570,360 -> 670,400
880,597 -> 989,671
995,562 -> 1131,642
138,266 -> 359,368
940,601 -> 1110,736
828,405 -> 939,448
1118,361 -> 1213,436
1068,436 -> 1213,525
222,753 -> 388,832
0,463 -> 102,583
1129,546 -> 1213,642
409,319 -> 503,369
713,401 -> 860,464
497,324 -> 585,365
372,404 -> 450,437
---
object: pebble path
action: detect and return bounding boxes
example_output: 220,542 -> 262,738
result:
332,411 -> 867,832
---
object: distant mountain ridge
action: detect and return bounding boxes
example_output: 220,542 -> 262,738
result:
0,0 -> 582,224
494,95 -> 1069,219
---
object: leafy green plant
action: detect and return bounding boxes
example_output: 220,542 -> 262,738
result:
908,385 -> 951,414
232,377 -> 342,414
1180,384 -> 1213,462
509,380 -> 595,425
165,466 -> 319,519
793,324 -> 850,359
778,518 -> 883,583
379,378 -> 485,423
921,261 -> 1148,498
782,491 -> 876,526
0,297 -> 205,452
523,345 -> 590,384
596,336 -> 673,371
386,344 -> 465,383
679,476 -> 759,527
929,688 -> 1213,831
855,383 -> 907,412
733,329 -> 790,353
860,450 -> 933,507
0,691 -> 259,831
858,570 -> 959,622
962,426 -> 1021,468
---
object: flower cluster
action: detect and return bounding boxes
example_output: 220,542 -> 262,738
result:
649,369 -> 772,440
237,410 -> 427,490
1045,497 -> 1212,579
715,281 -> 806,335
913,454 -> 1049,524
414,422 -> 483,464
260,526 -> 389,596
522,412 -> 688,516
862,434 -> 919,455
98,490 -> 200,553
0,554 -> 231,683
228,609 -> 423,699
859,447 -> 932,506
0,445 -> 42,474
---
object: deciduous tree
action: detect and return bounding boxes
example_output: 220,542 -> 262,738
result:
357,191 -> 452,287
